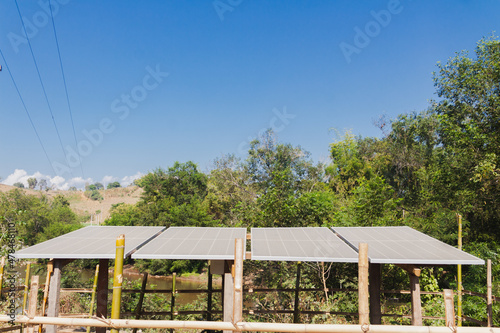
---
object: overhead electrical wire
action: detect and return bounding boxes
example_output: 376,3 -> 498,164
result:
14,0 -> 72,176
48,0 -> 85,179
0,48 -> 56,174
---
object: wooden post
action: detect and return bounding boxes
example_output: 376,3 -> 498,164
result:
369,263 -> 382,325
410,274 -> 422,326
487,259 -> 492,327
293,262 -> 302,323
223,271 -> 234,333
46,260 -> 63,333
444,289 -> 455,328
233,238 -> 244,325
27,276 -> 39,333
0,257 -> 5,300
110,234 -> 125,333
358,243 -> 369,326
38,261 -> 53,333
96,259 -> 109,333
86,264 -> 100,333
207,262 -> 213,322
170,272 -> 176,333
132,272 -> 148,333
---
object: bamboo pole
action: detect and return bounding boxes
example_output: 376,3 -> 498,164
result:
358,243 -> 369,326
457,213 -> 462,327
110,234 -> 125,333
293,262 -> 302,324
23,263 -> 31,313
170,272 -> 176,333
443,289 -> 455,328
38,261 -> 53,333
27,276 -> 39,333
132,272 -> 148,333
5,315 -> 500,333
86,264 -> 99,333
0,257 -> 5,299
487,259 -> 492,327
233,238 -> 244,325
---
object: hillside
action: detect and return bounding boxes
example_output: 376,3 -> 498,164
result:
0,184 -> 143,223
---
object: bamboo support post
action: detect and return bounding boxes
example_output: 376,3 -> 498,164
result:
0,257 -> 5,299
96,259 -> 108,333
444,289 -> 455,328
293,262 -> 302,324
27,276 -> 39,333
170,272 -> 176,333
110,234 -> 125,333
223,271 -> 234,333
132,272 -> 148,333
39,261 -> 53,333
233,238 -> 244,325
23,263 -> 31,314
358,243 -> 369,326
86,264 -> 99,333
207,263 -> 213,322
487,259 -> 492,327
457,213 -> 462,327
369,263 -> 382,325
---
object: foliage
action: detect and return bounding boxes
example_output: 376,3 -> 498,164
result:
27,177 -> 37,189
85,189 -> 103,201
107,181 -> 121,189
13,182 -> 24,188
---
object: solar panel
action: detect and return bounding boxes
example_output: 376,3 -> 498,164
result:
332,226 -> 484,265
132,227 -> 247,260
14,226 -> 165,259
251,227 -> 359,262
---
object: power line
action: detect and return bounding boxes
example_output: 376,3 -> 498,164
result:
48,0 -> 85,179
14,0 -> 72,176
0,48 -> 56,174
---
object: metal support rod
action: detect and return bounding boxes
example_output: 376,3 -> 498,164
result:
110,234 -> 125,333
456,213 -> 463,326
132,272 -> 148,333
293,262 -> 302,324
487,259 -> 492,327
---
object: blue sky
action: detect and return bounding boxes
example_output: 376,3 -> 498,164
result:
1,0 -> 499,189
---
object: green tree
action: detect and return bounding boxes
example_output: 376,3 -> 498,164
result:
107,181 -> 121,189
27,177 -> 37,189
13,182 -> 24,188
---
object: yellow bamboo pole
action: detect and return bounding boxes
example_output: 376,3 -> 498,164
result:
487,259 -> 492,327
110,235 -> 125,333
457,213 -> 462,326
23,263 -> 31,313
0,256 -> 5,299
86,264 -> 100,333
38,261 -> 53,333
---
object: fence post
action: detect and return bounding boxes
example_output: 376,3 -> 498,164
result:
444,289 -> 455,328
358,243 -> 369,326
110,234 -> 125,333
293,262 -> 302,324
487,259 -> 492,327
27,275 -> 39,333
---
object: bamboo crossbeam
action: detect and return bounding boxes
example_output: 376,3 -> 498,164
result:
3,316 -> 500,333
0,325 -> 21,332
462,315 -> 487,327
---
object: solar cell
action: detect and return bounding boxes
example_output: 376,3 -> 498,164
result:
332,226 -> 484,265
251,227 -> 359,262
14,226 -> 165,259
132,227 -> 247,260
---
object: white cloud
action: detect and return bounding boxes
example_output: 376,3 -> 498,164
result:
2,169 -> 143,190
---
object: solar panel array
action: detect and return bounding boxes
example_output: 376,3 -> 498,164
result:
132,227 -> 247,260
251,227 -> 359,262
332,226 -> 484,265
14,226 -> 165,259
